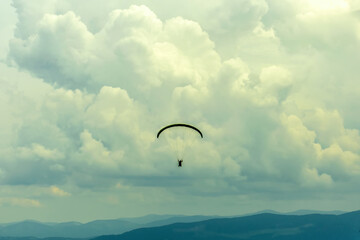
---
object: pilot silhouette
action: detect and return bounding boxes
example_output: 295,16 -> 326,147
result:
177,159 -> 183,167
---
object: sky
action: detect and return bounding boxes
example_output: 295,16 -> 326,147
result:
0,0 -> 360,223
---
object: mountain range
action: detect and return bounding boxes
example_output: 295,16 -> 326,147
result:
94,210 -> 360,240
0,215 -> 216,238
0,210 -> 357,240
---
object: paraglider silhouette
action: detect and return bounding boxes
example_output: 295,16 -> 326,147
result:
157,124 -> 203,167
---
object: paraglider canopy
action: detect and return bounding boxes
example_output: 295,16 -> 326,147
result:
157,123 -> 203,138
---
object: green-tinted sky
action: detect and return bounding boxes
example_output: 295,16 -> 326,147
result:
0,0 -> 360,223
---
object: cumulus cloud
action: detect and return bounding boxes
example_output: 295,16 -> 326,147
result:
9,11 -> 94,90
1,0 -> 360,219
8,4 -> 221,97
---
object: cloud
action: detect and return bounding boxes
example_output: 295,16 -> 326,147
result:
9,11 -> 94,90
0,197 -> 41,207
302,108 -> 360,152
74,129 -> 124,171
1,1 -> 360,216
318,143 -> 360,179
8,4 -> 221,96
301,167 -> 333,188
49,186 -> 71,197
17,143 -> 64,160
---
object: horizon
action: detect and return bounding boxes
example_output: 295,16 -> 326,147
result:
0,207 -> 355,225
0,208 -> 353,225
1,0 -> 360,223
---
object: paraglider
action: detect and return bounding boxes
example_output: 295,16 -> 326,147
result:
157,124 -> 203,167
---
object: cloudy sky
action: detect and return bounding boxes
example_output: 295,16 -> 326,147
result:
0,0 -> 360,223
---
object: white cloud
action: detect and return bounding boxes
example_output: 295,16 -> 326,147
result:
9,11 -> 94,89
1,1 -> 360,221
318,143 -> 360,179
300,167 -> 333,188
75,129 -> 124,170
17,143 -> 64,160
9,4 -> 221,97
302,108 -> 360,152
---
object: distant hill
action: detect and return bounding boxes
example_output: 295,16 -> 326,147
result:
94,210 -> 360,240
142,215 -> 218,228
285,209 -> 346,215
0,215 -> 216,238
0,219 -> 139,238
239,209 -> 346,217
120,215 -> 182,225
0,237 -> 80,240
